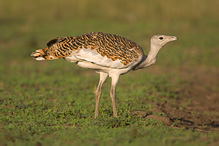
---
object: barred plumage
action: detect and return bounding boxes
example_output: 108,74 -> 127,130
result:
31,32 -> 177,117
31,32 -> 144,67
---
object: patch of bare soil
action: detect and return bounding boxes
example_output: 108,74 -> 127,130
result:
156,66 -> 219,131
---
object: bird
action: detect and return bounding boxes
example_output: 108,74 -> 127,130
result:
31,32 -> 177,118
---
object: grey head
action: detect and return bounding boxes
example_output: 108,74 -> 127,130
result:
151,35 -> 177,48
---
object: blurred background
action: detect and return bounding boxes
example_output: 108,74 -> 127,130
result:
0,1 -> 219,143
0,0 -> 218,67
0,0 -> 218,89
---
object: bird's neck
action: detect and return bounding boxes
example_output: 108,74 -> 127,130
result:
135,43 -> 161,69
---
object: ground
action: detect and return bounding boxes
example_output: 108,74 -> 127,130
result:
0,0 -> 219,145
148,66 -> 219,132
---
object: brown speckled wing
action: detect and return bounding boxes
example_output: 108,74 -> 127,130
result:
33,32 -> 144,65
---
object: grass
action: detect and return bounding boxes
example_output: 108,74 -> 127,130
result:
0,0 -> 219,145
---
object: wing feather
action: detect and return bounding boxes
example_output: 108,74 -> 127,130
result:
32,32 -> 144,64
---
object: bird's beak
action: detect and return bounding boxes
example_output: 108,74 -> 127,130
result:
169,36 -> 177,41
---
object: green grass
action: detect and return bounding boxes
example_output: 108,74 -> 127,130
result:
0,0 -> 219,145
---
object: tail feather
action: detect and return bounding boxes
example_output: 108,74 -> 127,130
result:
31,48 -> 56,60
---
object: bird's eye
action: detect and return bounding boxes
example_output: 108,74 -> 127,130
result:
159,37 -> 164,40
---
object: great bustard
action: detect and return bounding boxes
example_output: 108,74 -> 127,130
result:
31,32 -> 177,118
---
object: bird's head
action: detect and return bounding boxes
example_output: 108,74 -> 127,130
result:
151,35 -> 177,48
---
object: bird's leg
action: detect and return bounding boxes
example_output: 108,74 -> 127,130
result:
95,72 -> 108,118
110,74 -> 120,117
